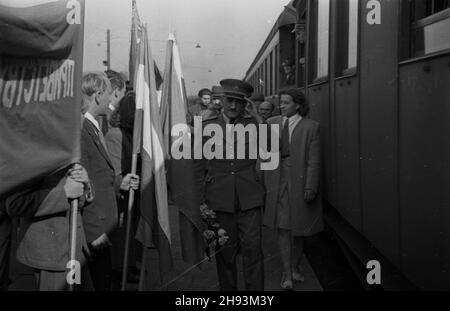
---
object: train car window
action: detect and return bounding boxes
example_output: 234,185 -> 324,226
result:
269,52 -> 273,95
335,0 -> 359,76
257,67 -> 261,93
348,0 -> 358,69
264,58 -> 269,96
275,44 -> 279,92
310,0 -> 330,82
257,70 -> 259,93
410,0 -> 450,57
260,62 -> 264,95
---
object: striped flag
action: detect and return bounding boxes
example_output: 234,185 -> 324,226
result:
133,22 -> 172,276
160,33 -> 205,266
129,0 -> 163,90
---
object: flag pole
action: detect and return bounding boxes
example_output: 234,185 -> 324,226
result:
69,198 -> 79,291
121,0 -> 139,291
121,154 -> 138,291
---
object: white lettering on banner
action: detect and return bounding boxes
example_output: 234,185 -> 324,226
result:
66,0 -> 81,25
0,58 -> 75,108
366,0 -> 381,25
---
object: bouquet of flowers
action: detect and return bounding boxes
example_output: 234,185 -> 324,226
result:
200,203 -> 229,261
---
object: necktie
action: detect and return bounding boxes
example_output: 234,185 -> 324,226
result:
94,125 -> 108,153
280,118 -> 290,157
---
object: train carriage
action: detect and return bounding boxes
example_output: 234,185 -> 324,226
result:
245,0 -> 450,290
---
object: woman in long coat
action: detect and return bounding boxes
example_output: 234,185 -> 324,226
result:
263,88 -> 323,290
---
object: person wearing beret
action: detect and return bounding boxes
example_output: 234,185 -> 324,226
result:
189,88 -> 213,120
194,79 -> 265,291
198,87 -> 222,120
262,87 -> 324,290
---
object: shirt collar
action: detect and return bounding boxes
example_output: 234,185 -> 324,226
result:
84,112 -> 100,133
288,113 -> 302,124
283,113 -> 302,125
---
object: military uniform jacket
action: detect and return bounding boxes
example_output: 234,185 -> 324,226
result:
195,114 -> 265,213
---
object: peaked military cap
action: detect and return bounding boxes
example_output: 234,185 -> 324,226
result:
249,93 -> 265,102
219,79 -> 254,100
211,85 -> 224,99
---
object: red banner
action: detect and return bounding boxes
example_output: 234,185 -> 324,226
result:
0,0 -> 85,198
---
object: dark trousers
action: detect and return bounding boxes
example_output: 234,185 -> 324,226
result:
215,207 -> 264,291
88,246 -> 112,291
0,214 -> 11,291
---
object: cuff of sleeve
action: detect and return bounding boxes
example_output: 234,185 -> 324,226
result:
84,182 -> 94,203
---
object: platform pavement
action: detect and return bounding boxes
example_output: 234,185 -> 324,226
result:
7,205 -> 322,291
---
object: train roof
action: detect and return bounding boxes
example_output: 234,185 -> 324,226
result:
244,0 -> 296,79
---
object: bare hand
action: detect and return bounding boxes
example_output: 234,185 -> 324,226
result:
68,164 -> 89,185
91,233 -> 112,250
64,177 -> 84,199
120,173 -> 140,191
245,98 -> 264,123
304,189 -> 316,203
245,98 -> 258,117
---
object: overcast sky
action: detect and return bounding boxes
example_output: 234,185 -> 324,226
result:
83,0 -> 290,96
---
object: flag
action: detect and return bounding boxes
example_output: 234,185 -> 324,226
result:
129,0 -> 162,90
128,0 -> 138,88
160,33 -> 205,265
0,0 -> 85,198
132,20 -> 172,277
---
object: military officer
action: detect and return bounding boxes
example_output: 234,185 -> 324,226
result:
195,79 -> 265,291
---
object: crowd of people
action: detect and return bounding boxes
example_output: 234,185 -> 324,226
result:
0,70 -> 323,291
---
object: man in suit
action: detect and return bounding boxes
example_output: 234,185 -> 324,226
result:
258,101 -> 275,122
195,79 -> 265,291
4,166 -> 93,291
80,72 -> 139,291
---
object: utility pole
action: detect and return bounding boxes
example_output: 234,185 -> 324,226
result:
106,29 -> 111,70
